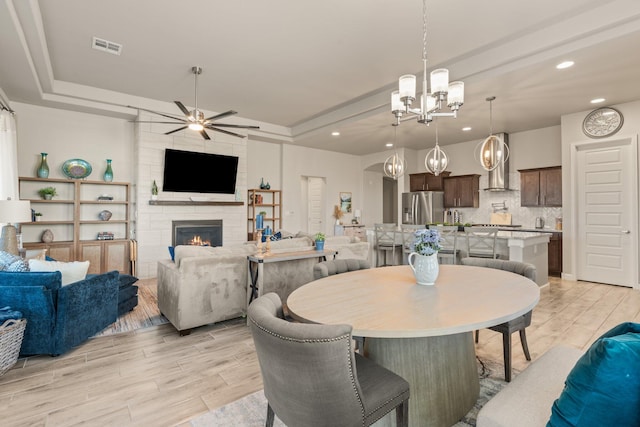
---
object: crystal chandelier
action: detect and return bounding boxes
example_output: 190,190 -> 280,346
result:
391,0 -> 464,126
384,126 -> 407,180
424,119 -> 448,176
476,96 -> 509,171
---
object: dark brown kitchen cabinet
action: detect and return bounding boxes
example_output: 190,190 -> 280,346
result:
519,166 -> 562,207
548,232 -> 563,276
443,174 -> 480,208
409,171 -> 451,192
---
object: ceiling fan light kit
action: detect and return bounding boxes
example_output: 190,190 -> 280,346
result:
130,65 -> 259,140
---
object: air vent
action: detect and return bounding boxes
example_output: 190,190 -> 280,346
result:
92,37 -> 122,55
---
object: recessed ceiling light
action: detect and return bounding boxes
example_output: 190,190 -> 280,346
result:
556,61 -> 574,69
590,98 -> 606,104
462,127 -> 472,131
385,143 -> 393,147
331,131 -> 340,136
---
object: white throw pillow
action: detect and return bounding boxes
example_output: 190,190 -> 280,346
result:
28,259 -> 90,286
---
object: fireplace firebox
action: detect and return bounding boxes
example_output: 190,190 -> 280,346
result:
172,220 -> 222,247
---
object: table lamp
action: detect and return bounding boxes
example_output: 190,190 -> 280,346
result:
354,209 -> 361,224
0,199 -> 32,255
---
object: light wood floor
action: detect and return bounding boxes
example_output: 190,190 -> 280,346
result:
1,276 -> 639,426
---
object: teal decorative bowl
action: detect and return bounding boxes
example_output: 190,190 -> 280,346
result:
62,159 -> 92,179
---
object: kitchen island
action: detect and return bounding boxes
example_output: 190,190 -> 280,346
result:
494,231 -> 550,286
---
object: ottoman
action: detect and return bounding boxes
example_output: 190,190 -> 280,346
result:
118,274 -> 139,316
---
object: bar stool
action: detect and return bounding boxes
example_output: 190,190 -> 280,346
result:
435,225 -> 460,264
374,223 -> 402,267
464,226 -> 499,259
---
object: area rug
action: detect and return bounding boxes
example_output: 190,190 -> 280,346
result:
191,357 -> 509,426
95,280 -> 169,337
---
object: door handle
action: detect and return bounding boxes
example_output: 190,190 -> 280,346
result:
621,230 -> 631,234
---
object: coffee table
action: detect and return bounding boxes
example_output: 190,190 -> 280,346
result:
287,264 -> 540,427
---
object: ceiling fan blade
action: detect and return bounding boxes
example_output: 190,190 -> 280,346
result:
132,121 -> 188,124
200,129 -> 211,140
207,123 -> 260,129
128,105 -> 186,122
204,110 -> 237,122
165,126 -> 188,135
174,101 -> 191,117
205,125 -> 245,138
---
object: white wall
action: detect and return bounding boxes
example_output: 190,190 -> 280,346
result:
14,102 -> 134,181
560,100 -> 640,280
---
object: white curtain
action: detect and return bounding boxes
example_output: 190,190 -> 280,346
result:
0,110 -> 19,200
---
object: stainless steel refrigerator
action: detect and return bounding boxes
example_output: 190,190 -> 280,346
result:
402,191 -> 444,225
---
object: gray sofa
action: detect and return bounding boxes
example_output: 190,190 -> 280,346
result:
157,234 -> 369,333
476,345 -> 583,427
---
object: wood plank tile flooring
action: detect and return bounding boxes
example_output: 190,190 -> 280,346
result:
1,276 -> 639,426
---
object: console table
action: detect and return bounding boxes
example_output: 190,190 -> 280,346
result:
247,249 -> 337,305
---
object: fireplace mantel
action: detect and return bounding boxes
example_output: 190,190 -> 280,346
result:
148,200 -> 243,206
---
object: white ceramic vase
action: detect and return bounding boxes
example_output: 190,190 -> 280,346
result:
408,252 -> 439,286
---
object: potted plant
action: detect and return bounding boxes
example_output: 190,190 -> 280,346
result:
33,212 -> 43,221
151,180 -> 158,200
314,232 -> 326,251
38,187 -> 57,200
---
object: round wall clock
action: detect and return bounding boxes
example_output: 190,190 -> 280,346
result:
582,107 -> 624,138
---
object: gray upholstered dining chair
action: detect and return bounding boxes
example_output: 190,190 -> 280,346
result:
313,258 -> 370,280
461,257 -> 536,382
248,293 -> 410,427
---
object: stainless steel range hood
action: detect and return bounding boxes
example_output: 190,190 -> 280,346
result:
484,133 -> 512,191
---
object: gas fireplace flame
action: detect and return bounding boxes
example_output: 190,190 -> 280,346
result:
187,235 -> 211,246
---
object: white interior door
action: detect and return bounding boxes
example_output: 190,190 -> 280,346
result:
307,177 -> 325,234
576,138 -> 637,287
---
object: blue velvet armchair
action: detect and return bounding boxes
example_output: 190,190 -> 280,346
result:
0,270 -> 119,356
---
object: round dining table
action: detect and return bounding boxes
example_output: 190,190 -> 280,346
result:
287,264 -> 540,427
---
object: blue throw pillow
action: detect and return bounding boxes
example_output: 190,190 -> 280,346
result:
547,322 -> 640,427
270,231 -> 282,241
168,246 -> 175,261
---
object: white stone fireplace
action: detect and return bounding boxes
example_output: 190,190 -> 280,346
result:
133,112 -> 247,278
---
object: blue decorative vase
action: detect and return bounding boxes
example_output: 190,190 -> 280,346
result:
256,214 -> 264,230
315,240 -> 325,251
37,152 -> 49,178
103,159 -> 113,182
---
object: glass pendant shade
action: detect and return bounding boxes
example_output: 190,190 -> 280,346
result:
479,135 -> 509,171
447,81 -> 464,107
384,152 -> 406,180
430,69 -> 449,94
391,91 -> 404,113
424,145 -> 448,176
399,75 -> 417,102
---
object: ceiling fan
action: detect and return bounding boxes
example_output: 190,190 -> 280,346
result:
130,66 -> 259,140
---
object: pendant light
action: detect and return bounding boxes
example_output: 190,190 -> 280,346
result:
384,126 -> 406,180
424,118 -> 448,176
476,96 -> 509,171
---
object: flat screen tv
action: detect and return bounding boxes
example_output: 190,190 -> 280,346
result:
162,148 -> 238,194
